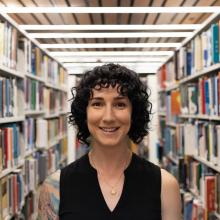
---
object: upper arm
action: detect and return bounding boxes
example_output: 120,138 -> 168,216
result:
37,170 -> 61,220
161,169 -> 182,220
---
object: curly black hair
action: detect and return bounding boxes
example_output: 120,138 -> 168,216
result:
69,63 -> 152,145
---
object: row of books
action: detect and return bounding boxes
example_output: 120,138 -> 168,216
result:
25,78 -> 44,112
0,21 -> 17,70
160,121 -> 220,166
0,20 -> 67,86
18,37 -> 67,86
43,87 -> 67,116
0,123 -> 23,171
158,21 -> 220,89
180,157 -> 220,219
180,72 -> 220,116
0,116 -> 67,172
36,116 -> 67,149
0,75 -> 67,118
162,156 -> 220,219
0,142 -> 67,220
159,72 -> 220,123
0,77 -> 24,118
0,171 -> 24,220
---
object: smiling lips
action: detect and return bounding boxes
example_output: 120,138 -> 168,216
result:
99,127 -> 119,132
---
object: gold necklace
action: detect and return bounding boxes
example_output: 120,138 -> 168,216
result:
90,151 -> 131,196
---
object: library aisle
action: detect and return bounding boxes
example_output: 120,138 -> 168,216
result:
0,1 -> 220,220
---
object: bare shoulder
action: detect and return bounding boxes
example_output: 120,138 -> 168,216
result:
37,170 -> 61,220
161,169 -> 182,220
161,168 -> 179,187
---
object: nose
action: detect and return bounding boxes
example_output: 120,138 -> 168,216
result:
102,104 -> 115,123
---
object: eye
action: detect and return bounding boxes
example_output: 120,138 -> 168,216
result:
91,102 -> 103,107
114,102 -> 126,108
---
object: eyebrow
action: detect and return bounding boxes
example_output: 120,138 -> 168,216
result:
90,96 -> 127,100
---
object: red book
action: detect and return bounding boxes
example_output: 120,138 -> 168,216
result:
205,176 -> 216,212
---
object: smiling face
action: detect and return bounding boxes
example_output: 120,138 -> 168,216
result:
86,85 -> 132,149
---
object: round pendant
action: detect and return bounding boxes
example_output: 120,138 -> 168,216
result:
111,189 -> 117,195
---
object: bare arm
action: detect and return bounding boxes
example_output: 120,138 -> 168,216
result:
37,170 -> 60,220
161,169 -> 182,220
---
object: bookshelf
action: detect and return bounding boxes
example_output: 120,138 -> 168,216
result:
0,12 -> 68,220
157,12 -> 220,220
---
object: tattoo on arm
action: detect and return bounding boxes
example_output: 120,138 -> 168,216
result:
38,171 -> 60,220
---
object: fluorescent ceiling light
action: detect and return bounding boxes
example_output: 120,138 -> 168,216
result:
68,66 -> 157,74
64,62 -> 161,67
50,51 -> 174,57
29,32 -> 192,39
1,7 -> 220,13
41,43 -> 181,49
57,57 -> 168,63
20,24 -> 201,31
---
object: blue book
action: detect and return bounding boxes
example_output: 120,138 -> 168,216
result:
186,50 -> 192,76
211,23 -> 219,64
183,200 -> 193,220
204,79 -> 210,115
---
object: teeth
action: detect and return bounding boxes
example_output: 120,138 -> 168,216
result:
101,127 -> 118,132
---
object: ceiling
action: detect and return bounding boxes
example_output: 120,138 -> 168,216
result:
1,0 -> 220,74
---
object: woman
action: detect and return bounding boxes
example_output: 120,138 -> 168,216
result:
38,63 -> 181,220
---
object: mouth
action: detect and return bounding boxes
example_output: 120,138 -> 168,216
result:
99,127 -> 120,133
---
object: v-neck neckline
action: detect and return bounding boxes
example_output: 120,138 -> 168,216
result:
85,152 -> 134,214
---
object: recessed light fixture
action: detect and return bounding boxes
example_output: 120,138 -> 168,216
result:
19,24 -> 202,31
1,7 -> 220,13
29,32 -> 192,39
41,43 -> 181,49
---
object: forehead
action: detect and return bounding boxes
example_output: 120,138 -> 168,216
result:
91,85 -> 125,98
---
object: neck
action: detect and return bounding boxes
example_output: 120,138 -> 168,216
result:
89,146 -> 132,176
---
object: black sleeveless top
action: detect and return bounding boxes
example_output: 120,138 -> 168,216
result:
59,153 -> 162,220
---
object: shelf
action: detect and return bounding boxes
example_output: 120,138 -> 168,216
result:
25,72 -> 45,82
45,82 -> 67,92
0,160 -> 24,179
59,110 -> 68,115
165,84 -> 178,92
0,116 -> 25,124
25,110 -> 45,116
158,112 -> 166,117
158,88 -> 166,93
0,64 -> 24,79
44,113 -> 60,119
193,155 -> 220,172
166,154 -> 179,165
58,134 -> 67,140
179,63 -> 220,85
180,114 -> 220,121
166,122 -> 177,127
24,148 -> 37,157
